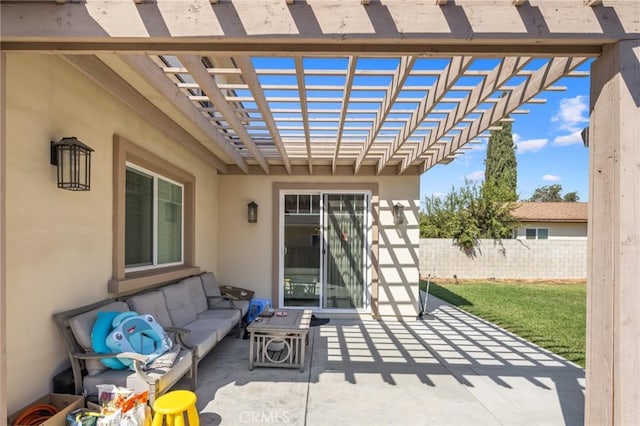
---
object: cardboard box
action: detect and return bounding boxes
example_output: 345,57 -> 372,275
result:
8,393 -> 84,426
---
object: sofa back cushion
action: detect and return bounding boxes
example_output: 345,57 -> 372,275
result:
181,276 -> 208,315
127,291 -> 173,328
68,300 -> 129,375
199,272 -> 221,297
161,282 -> 198,327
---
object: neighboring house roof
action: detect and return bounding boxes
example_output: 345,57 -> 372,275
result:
512,202 -> 588,223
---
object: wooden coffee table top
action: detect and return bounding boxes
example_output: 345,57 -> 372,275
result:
246,309 -> 312,333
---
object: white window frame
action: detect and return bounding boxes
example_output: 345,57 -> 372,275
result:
525,227 -> 549,240
125,162 -> 185,272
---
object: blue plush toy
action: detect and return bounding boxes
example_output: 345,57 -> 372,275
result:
92,311 -> 172,370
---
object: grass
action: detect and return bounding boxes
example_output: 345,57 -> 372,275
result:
421,280 -> 586,366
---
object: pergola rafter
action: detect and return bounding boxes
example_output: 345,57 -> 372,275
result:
396,55 -> 531,174
235,55 -> 293,174
332,56 -> 358,174
178,54 -> 271,174
354,56 -> 416,174
119,54 -> 250,173
423,56 -> 589,170
378,55 -> 472,174
294,56 -> 313,174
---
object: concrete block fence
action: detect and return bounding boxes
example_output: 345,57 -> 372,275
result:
419,238 -> 587,280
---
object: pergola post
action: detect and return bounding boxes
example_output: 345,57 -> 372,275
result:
587,39 -> 640,426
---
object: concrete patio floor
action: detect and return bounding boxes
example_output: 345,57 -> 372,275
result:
180,296 -> 585,425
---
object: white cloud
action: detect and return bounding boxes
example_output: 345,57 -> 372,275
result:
543,174 -> 561,182
552,95 -> 588,133
465,170 -> 484,181
516,138 -> 548,154
553,131 -> 583,146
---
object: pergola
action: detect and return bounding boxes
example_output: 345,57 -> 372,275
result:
1,1 -> 639,424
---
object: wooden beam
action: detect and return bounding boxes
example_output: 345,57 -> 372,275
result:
361,0 -> 371,4
294,56 -> 313,175
62,55 -> 228,173
354,56 -> 416,174
512,0 -> 527,5
436,0 -> 448,5
332,56 -> 358,174
396,56 -> 529,174
423,56 -> 588,170
234,56 -> 292,174
382,56 -> 472,174
119,55 -> 249,173
178,54 -> 270,174
587,39 -> 640,426
2,2 -> 638,50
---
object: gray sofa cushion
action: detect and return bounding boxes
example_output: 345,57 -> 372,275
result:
182,276 -> 208,315
82,347 -> 192,398
185,316 -> 236,350
126,291 -> 173,328
161,282 -> 198,327
199,272 -> 221,297
68,301 -> 130,375
180,325 -> 219,358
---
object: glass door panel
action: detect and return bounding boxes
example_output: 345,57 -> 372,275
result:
283,194 -> 321,307
324,194 -> 366,309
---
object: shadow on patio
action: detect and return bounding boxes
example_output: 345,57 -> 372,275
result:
179,296 -> 584,426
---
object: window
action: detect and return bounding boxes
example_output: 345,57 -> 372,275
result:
111,135 -> 197,294
526,228 -> 549,240
125,164 -> 183,270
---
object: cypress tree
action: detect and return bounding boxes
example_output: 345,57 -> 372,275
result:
484,119 -> 518,201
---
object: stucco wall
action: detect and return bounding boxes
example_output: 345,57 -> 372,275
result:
420,238 -> 587,280
4,54 -> 219,413
217,175 -> 420,318
515,222 -> 587,240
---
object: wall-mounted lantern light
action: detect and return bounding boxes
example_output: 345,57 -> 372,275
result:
392,203 -> 405,226
50,137 -> 94,191
248,201 -> 258,223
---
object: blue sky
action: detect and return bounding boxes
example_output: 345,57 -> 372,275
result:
420,60 -> 592,204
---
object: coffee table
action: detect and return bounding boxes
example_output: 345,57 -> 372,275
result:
247,309 -> 312,371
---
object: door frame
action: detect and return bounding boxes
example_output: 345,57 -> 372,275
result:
272,182 -> 379,315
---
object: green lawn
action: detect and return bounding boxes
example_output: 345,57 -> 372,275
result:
421,280 -> 586,366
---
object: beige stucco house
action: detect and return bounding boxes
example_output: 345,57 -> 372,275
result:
512,202 -> 588,240
1,1 -> 639,425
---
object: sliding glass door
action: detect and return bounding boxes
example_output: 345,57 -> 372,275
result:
283,194 -> 321,308
281,191 -> 369,310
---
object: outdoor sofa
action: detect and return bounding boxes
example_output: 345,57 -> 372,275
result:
54,272 -> 251,404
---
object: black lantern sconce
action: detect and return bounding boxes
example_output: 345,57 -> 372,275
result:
247,201 -> 258,223
50,137 -> 94,191
392,203 -> 405,226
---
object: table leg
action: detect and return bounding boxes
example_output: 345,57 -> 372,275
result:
300,334 -> 306,372
249,332 -> 255,370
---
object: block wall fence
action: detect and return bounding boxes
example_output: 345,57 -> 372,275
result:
419,238 -> 587,280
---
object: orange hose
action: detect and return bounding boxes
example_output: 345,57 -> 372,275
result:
12,403 -> 59,425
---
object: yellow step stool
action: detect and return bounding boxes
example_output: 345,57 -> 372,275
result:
152,390 -> 199,426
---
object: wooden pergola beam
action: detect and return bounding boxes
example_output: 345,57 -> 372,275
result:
62,55 -> 228,173
381,56 -> 472,174
119,54 -> 249,173
178,55 -> 270,174
396,56 -> 530,174
332,56 -> 358,174
354,56 -> 416,174
294,56 -> 313,174
3,1 -> 637,50
424,56 -> 588,170
234,56 -> 292,174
